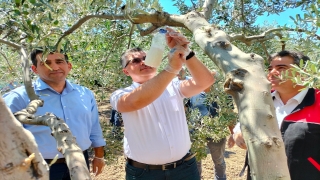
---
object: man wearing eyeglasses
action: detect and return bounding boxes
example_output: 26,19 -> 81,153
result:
110,28 -> 215,180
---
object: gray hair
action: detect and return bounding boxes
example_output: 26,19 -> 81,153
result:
120,47 -> 144,68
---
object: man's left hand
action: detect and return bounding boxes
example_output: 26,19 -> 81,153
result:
91,157 -> 105,176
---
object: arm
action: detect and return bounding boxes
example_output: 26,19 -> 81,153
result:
227,124 -> 235,148
116,48 -> 185,112
165,27 -> 214,97
3,90 -> 28,113
89,92 -> 106,176
92,146 -> 105,176
232,122 -> 247,149
203,71 -> 217,93
180,55 -> 215,98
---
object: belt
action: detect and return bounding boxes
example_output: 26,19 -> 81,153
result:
45,158 -> 65,164
127,152 -> 196,170
45,150 -> 88,164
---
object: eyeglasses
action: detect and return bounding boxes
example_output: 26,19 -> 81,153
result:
124,56 -> 146,68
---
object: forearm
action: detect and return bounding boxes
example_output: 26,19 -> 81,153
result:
92,146 -> 105,176
181,56 -> 215,97
228,125 -> 235,134
117,70 -> 176,112
93,146 -> 104,158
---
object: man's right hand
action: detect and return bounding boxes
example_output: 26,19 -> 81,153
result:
233,132 -> 247,149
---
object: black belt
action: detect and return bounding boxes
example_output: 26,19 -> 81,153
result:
45,150 -> 88,164
127,152 -> 196,170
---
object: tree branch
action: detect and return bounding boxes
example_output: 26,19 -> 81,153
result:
20,47 -> 39,101
260,42 -> 270,58
201,0 -> 216,20
0,38 -> 21,50
127,24 -> 135,49
286,27 -> 320,40
139,25 -> 159,36
230,27 -> 319,46
13,99 -> 90,179
229,28 -> 283,45
0,51 -> 14,72
55,12 -> 186,47
240,0 -> 246,34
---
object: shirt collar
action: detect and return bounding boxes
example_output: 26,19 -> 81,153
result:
132,81 -> 141,88
34,78 -> 74,93
272,88 -> 309,104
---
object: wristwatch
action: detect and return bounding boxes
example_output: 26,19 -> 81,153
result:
186,51 -> 195,60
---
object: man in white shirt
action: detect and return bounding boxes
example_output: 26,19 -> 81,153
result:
232,50 -> 320,180
110,28 -> 214,180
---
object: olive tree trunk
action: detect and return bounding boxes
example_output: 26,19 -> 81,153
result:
183,11 -> 290,179
0,96 -> 49,180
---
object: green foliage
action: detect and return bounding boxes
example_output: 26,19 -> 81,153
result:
185,76 -> 237,160
289,59 -> 320,89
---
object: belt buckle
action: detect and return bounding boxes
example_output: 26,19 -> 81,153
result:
162,162 -> 176,170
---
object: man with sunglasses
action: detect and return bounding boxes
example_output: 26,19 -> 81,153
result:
110,28 -> 215,180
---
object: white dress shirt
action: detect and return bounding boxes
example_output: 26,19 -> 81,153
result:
233,89 -> 308,133
110,78 -> 191,164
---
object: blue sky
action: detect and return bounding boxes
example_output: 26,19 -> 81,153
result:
159,0 -> 301,27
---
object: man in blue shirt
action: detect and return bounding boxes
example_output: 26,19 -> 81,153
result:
3,49 -> 106,179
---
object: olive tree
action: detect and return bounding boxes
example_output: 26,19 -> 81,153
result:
0,0 -> 318,179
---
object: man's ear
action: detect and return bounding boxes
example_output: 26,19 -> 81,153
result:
67,62 -> 72,70
31,65 -> 38,74
122,68 -> 130,76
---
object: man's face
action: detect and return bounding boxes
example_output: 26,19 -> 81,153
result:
267,56 -> 296,91
31,52 -> 71,85
122,51 -> 156,83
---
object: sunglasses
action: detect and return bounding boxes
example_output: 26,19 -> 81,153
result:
124,56 -> 146,68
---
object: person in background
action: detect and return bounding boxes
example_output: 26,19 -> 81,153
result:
232,50 -> 320,180
180,69 -> 235,180
110,27 -> 215,180
3,48 -> 106,179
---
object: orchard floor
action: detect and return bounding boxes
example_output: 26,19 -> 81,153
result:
93,145 -> 247,180
94,97 -> 247,180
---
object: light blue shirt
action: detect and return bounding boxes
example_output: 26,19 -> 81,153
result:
189,92 -> 210,117
3,78 -> 106,159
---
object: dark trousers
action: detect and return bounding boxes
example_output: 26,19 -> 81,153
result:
197,138 -> 227,180
125,156 -> 200,180
49,150 -> 89,180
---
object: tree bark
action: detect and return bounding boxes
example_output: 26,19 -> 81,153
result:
14,100 -> 91,180
183,11 -> 290,180
0,97 -> 49,180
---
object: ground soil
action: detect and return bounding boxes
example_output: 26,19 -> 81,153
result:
94,94 -> 247,180
94,146 -> 247,180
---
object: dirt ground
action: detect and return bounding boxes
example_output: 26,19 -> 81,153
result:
95,97 -> 247,180
93,146 -> 247,180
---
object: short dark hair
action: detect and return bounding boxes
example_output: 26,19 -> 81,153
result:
120,47 -> 144,68
268,50 -> 310,67
30,48 -> 69,66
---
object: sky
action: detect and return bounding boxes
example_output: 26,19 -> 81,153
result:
158,0 -> 302,27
